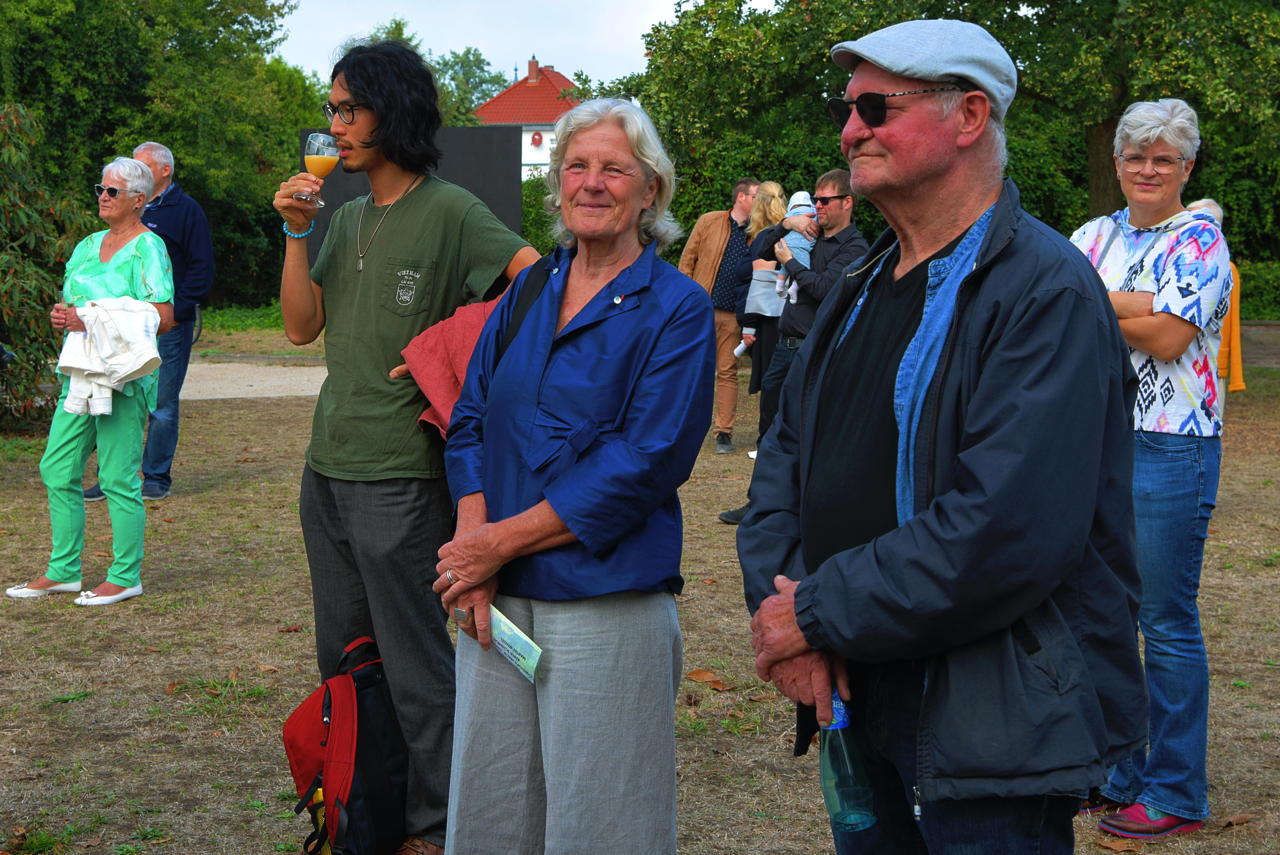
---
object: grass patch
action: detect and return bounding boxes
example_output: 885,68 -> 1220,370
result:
202,302 -> 284,333
1,359 -> 1277,852
0,433 -> 46,461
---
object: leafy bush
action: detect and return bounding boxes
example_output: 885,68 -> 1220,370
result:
1238,261 -> 1280,321
521,174 -> 557,255
0,103 -> 97,424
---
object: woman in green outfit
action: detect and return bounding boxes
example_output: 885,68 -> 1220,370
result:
5,157 -> 174,606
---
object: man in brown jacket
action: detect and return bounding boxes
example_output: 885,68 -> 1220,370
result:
680,177 -> 759,453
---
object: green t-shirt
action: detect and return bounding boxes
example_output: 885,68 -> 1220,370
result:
308,175 -> 528,480
61,230 -> 174,406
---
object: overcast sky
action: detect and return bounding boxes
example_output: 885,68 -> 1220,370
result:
273,0 -> 702,86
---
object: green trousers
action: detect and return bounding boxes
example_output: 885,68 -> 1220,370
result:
40,385 -> 149,587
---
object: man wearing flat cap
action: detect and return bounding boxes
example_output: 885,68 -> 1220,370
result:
741,19 -> 1147,852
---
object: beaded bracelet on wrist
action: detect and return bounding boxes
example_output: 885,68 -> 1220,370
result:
282,221 -> 314,239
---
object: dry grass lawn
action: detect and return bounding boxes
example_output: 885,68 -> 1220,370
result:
0,351 -> 1276,854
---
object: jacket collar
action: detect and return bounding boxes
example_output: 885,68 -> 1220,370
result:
146,181 -> 182,210
551,241 -> 655,338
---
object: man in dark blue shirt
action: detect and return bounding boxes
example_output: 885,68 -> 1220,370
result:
86,142 -> 214,501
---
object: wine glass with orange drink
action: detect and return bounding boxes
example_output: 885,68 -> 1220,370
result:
293,133 -> 340,208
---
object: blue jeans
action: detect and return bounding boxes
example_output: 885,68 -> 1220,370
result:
833,664 -> 1078,854
1102,430 -> 1219,821
141,320 -> 194,490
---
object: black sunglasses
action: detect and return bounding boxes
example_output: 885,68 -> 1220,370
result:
813,194 -> 851,206
826,87 -> 967,129
93,184 -> 131,199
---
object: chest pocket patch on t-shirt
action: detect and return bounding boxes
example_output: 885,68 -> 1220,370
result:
381,257 -> 436,317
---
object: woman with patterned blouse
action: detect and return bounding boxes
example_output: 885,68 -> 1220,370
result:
1070,99 -> 1232,840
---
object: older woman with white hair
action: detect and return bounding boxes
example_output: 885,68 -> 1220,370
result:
1070,99 -> 1232,840
433,98 -> 713,853
5,157 -> 173,605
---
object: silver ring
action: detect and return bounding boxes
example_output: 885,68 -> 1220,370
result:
445,568 -> 455,583
453,608 -> 469,623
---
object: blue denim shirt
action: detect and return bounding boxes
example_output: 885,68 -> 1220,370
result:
836,206 -> 995,523
446,243 -> 715,600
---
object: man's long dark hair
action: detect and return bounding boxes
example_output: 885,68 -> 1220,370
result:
332,40 -> 443,173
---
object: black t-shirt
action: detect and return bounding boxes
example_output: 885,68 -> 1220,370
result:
801,236 -> 960,572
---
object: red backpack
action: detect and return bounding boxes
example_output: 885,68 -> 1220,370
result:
283,636 -> 408,855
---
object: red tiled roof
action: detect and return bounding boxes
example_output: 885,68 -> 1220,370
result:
476,61 -> 580,125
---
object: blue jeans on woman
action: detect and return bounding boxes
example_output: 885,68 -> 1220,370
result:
1102,430 -> 1220,821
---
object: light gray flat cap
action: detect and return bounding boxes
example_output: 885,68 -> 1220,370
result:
830,19 -> 1017,120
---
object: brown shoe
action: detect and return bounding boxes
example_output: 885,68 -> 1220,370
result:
1078,795 -> 1124,815
395,838 -> 443,855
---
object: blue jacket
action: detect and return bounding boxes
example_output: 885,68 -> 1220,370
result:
141,182 -> 214,322
446,243 -> 715,600
740,181 -> 1147,801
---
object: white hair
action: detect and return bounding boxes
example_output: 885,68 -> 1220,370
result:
544,98 -> 682,251
935,88 -> 1008,172
1114,99 -> 1200,160
1187,198 -> 1224,225
103,157 -> 154,200
133,141 -> 175,173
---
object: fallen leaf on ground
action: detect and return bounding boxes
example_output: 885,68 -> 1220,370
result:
144,646 -> 161,653
702,578 -> 717,584
686,669 -> 720,683
279,625 -> 302,633
1218,814 -> 1259,828
257,664 -> 279,673
91,551 -> 109,557
164,682 -> 178,694
748,693 -> 773,702
95,534 -> 111,541
227,668 -> 240,682
1096,839 -> 1141,852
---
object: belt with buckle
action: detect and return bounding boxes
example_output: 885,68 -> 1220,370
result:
780,336 -> 805,348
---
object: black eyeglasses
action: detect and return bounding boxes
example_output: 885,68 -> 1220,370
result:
94,184 -> 130,199
826,87 -> 966,129
323,101 -> 368,124
813,194 -> 851,206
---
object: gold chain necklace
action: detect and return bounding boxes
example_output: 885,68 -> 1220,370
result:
356,173 -> 422,272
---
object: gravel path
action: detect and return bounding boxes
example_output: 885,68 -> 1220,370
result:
177,324 -> 1277,402
181,361 -> 327,400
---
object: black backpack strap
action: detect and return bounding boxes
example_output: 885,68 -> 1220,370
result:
497,256 -> 552,363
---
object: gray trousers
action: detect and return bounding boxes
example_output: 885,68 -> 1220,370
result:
300,465 -> 455,846
446,591 -> 682,855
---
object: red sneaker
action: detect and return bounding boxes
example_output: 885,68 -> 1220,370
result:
1098,803 -> 1203,838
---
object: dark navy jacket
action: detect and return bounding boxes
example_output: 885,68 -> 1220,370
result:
141,182 -> 214,322
447,243 -> 714,600
740,181 -> 1147,801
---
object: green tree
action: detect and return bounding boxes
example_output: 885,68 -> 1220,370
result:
428,47 -> 510,127
365,20 -> 508,126
623,0 -> 1280,262
3,0 -> 319,306
0,104 -> 97,423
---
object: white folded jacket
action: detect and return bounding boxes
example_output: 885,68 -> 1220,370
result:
56,297 -> 161,416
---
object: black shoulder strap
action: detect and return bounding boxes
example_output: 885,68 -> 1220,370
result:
497,256 -> 552,363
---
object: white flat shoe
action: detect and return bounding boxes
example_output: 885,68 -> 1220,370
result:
6,580 -> 82,598
73,585 -> 143,606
